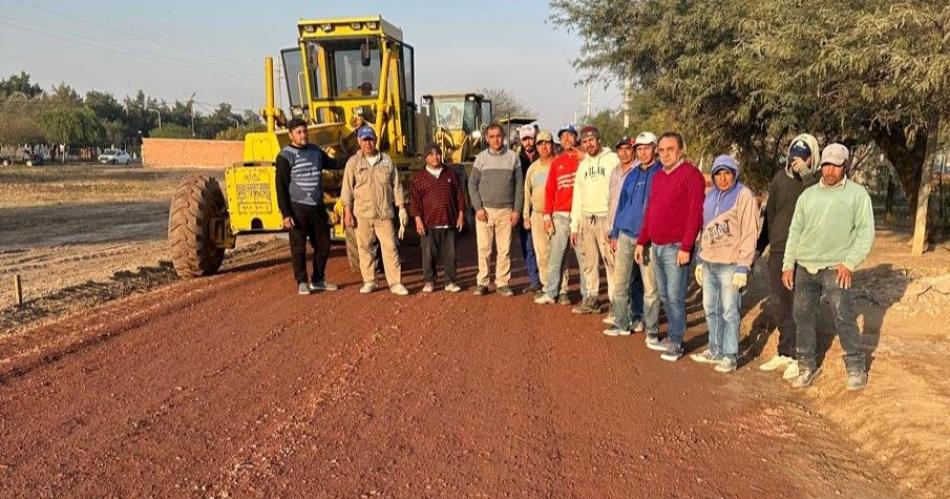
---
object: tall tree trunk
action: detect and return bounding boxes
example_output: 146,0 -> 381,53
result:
868,121 -> 929,222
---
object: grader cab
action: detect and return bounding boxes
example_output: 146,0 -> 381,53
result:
421,93 -> 492,164
168,16 -> 422,278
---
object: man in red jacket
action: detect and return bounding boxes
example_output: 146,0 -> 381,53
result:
410,144 -> 466,293
634,132 -> 705,361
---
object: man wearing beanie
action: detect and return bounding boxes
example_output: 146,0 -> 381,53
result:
691,155 -> 760,373
756,134 -> 820,380
570,125 -> 619,315
410,144 -> 466,293
782,143 -> 874,391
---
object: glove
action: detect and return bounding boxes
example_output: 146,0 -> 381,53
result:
694,265 -> 703,287
732,272 -> 747,291
398,207 -> 409,240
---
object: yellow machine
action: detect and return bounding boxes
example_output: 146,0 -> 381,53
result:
168,16 -> 422,278
421,93 -> 492,164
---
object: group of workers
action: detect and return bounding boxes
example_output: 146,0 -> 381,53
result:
275,116 -> 875,391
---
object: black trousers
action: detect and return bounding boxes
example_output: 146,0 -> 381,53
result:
422,228 -> 457,284
793,266 -> 866,373
768,251 -> 797,357
288,203 -> 331,284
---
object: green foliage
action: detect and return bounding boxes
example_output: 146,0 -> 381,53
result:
215,124 -> 266,141
0,71 -> 43,99
479,88 -> 533,121
38,106 -> 105,147
148,124 -> 194,139
551,0 -> 950,196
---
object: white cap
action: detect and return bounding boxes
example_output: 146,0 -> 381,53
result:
518,124 -> 537,140
634,131 -> 658,146
820,143 -> 850,166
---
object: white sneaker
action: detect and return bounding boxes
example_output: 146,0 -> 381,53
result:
603,327 -> 631,337
602,315 -> 616,326
390,283 -> 409,296
422,282 -> 435,293
445,282 -> 461,293
359,282 -> 377,294
632,319 -> 644,332
534,295 -> 555,305
759,354 -> 794,372
782,360 -> 800,380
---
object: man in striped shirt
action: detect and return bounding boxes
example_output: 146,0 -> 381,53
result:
275,118 -> 338,295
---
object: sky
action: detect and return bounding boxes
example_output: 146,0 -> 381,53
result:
0,0 -> 622,127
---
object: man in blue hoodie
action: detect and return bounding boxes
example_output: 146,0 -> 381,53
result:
604,132 -> 662,339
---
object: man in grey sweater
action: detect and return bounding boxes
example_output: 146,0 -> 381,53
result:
468,123 -> 524,296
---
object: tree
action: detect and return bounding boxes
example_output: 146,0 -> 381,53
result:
39,106 -> 105,159
552,0 -> 950,200
0,71 -> 43,99
479,88 -> 532,121
149,123 -> 194,139
84,90 -> 125,123
47,83 -> 82,106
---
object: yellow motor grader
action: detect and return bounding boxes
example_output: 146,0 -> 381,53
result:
420,93 -> 492,164
168,16 -> 426,277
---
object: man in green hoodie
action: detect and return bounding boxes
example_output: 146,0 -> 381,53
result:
756,134 -> 820,380
781,143 -> 874,391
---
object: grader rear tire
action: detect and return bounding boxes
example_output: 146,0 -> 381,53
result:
168,175 -> 226,278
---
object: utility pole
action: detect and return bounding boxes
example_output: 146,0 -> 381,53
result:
144,93 -> 162,129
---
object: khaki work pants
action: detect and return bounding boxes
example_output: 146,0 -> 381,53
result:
355,218 -> 402,286
530,211 -> 568,291
576,214 -> 615,301
475,207 -> 513,287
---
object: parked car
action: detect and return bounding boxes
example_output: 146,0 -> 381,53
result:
98,149 -> 131,165
0,146 -> 44,166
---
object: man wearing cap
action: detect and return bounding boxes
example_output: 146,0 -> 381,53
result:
275,118 -> 339,295
523,130 -> 569,299
604,132 -> 662,337
756,134 -> 820,380
468,123 -> 524,296
410,144 -> 465,293
517,124 -> 543,294
569,125 -> 619,315
781,143 -> 874,390
342,126 -> 410,296
635,132 -> 705,362
534,124 -> 584,306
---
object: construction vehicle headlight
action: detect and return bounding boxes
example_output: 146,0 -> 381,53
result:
321,23 -> 334,32
350,22 -> 362,30
303,24 -> 316,33
471,130 -> 482,140
366,21 -> 379,30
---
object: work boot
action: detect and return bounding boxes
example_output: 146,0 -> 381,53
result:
497,286 -> 515,297
846,371 -> 868,391
571,297 -> 598,314
297,282 -> 311,295
791,366 -> 822,389
522,283 -> 541,295
472,285 -> 488,296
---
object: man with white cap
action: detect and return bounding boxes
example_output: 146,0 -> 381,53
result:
517,124 -> 542,294
341,125 -> 410,296
570,125 -> 619,315
781,143 -> 874,390
604,132 -> 662,339
523,130 -> 569,298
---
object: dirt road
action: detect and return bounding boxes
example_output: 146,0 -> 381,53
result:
0,235 -> 904,498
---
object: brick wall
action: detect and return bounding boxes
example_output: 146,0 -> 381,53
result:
142,138 -> 244,168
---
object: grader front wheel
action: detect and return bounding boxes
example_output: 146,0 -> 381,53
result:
168,175 -> 227,278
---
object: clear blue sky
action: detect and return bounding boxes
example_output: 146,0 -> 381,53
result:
0,0 -> 622,127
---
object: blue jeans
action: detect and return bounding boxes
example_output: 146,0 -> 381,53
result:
611,234 -> 642,329
519,225 -> 540,288
701,262 -> 741,360
543,214 -> 584,299
652,243 -> 689,345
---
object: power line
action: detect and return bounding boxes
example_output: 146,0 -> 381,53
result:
0,16 -> 258,83
0,0 -> 262,72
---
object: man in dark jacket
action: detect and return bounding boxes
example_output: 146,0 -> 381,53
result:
755,133 -> 819,379
275,118 -> 338,295
410,144 -> 466,293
